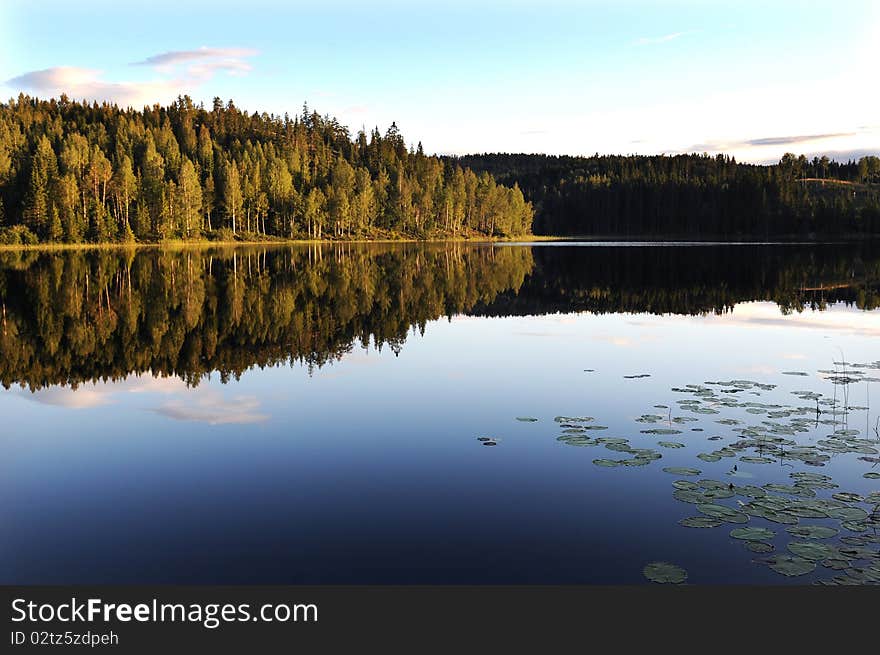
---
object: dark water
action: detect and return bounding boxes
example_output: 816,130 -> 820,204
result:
2,242 -> 879,584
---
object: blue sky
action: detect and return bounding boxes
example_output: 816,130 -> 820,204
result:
2,0 -> 878,162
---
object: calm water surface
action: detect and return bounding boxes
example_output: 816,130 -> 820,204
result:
2,242 -> 879,584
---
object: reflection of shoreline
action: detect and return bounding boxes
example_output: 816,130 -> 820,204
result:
1,243 -> 878,390
0,245 -> 533,390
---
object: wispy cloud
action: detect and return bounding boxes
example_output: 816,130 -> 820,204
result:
686,131 -> 864,156
6,46 -> 258,107
18,385 -> 115,409
132,47 -> 257,70
14,374 -> 270,425
744,132 -> 856,147
152,394 -> 268,425
634,31 -> 691,46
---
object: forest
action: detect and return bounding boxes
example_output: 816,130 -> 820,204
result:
457,153 -> 880,237
0,95 -> 533,245
2,93 -> 878,245
2,242 -> 877,390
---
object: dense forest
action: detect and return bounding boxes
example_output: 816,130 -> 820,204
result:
457,153 -> 880,237
0,95 -> 533,245
2,242 -> 877,390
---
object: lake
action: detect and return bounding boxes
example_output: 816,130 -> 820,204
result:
2,242 -> 879,584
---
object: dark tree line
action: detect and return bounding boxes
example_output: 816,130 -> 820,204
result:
455,153 -> 880,237
0,95 -> 533,245
472,243 -> 880,317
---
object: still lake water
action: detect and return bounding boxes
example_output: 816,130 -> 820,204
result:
2,242 -> 879,584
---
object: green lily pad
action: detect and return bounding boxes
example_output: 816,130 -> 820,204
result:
557,435 -> 600,447
827,507 -> 869,522
863,472 -> 880,479
785,525 -> 839,539
516,417 -> 538,422
697,503 -> 749,524
822,558 -> 852,571
697,453 -> 722,463
679,516 -> 723,528
658,441 -> 686,449
745,541 -> 775,553
734,485 -> 767,498
592,459 -> 623,467
641,428 -> 683,435
787,541 -> 837,561
739,456 -> 774,464
622,457 -> 654,467
730,527 -> 775,541
643,562 -> 688,584
663,466 -> 701,476
832,492 -> 864,503
763,555 -> 816,577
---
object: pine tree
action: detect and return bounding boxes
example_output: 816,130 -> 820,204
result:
222,160 -> 242,234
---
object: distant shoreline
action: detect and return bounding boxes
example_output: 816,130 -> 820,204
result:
0,234 -> 562,252
1,233 -> 877,252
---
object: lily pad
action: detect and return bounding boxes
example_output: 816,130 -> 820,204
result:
787,541 -> 837,561
763,555 -> 816,577
592,458 -> 623,467
730,527 -> 775,541
832,492 -> 864,503
822,558 -> 852,571
745,542 -> 775,553
643,561 -> 688,584
663,466 -> 701,476
827,507 -> 869,522
696,503 -> 749,524
734,485 -> 766,498
785,525 -> 839,539
516,417 -> 539,422
679,516 -> 723,528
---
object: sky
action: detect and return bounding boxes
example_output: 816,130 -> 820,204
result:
2,0 -> 878,163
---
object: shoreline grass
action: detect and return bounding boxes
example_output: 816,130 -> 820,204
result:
0,233 -> 564,252
1,232 -> 875,253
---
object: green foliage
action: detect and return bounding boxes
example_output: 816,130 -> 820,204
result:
0,94 -> 532,244
0,224 -> 38,245
458,152 -> 880,237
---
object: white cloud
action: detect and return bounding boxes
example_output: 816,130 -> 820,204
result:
132,47 -> 258,70
6,46 -> 258,108
152,394 -> 268,425
634,31 -> 691,46
14,373 -> 268,426
18,385 -> 114,409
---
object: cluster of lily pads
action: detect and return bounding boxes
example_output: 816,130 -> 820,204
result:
511,363 -> 880,584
